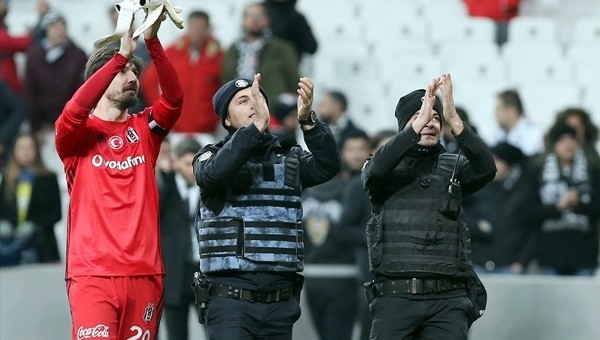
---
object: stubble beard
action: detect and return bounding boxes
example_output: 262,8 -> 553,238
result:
118,95 -> 138,110
107,90 -> 139,110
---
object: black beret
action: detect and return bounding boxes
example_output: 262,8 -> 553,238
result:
213,78 -> 269,128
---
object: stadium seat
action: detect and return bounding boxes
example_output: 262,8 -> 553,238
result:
331,55 -> 382,83
518,83 -> 581,132
571,53 -> 600,87
506,57 -> 573,85
581,82 -> 600,122
501,41 -> 563,64
443,56 -> 506,83
318,20 -> 363,43
364,18 -> 433,59
429,17 -> 496,44
417,0 -> 468,21
362,18 -> 429,46
358,0 -> 420,24
437,42 -> 499,66
372,41 -> 434,60
299,0 -> 358,36
571,17 -> 600,43
507,16 -> 558,42
346,87 -> 398,136
385,55 -> 443,98
311,42 -> 371,87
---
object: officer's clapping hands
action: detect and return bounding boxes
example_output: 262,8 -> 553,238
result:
412,76 -> 441,133
297,77 -> 314,119
250,73 -> 270,133
438,73 -> 465,134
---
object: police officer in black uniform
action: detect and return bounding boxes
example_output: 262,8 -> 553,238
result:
192,73 -> 340,340
362,73 -> 496,340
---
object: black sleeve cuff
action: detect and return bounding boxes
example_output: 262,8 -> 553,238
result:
302,120 -> 325,137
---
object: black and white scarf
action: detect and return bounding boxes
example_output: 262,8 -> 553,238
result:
539,149 -> 592,232
236,37 -> 266,80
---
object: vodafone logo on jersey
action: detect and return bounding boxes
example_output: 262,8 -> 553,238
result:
77,324 -> 109,339
91,154 -> 146,170
108,136 -> 124,150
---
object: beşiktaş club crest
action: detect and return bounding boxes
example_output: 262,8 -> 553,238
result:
143,304 -> 154,324
126,127 -> 140,143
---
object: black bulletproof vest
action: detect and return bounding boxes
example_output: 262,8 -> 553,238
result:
366,154 -> 472,277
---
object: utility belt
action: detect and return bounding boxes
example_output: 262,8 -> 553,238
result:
209,284 -> 294,303
364,277 -> 466,303
192,272 -> 303,324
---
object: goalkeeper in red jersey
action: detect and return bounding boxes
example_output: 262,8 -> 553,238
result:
55,10 -> 182,340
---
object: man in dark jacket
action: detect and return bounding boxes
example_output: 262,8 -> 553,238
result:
262,0 -> 318,60
362,73 -> 496,339
0,80 -> 27,169
221,2 -> 299,105
192,73 -> 340,339
302,129 -> 370,340
158,137 -> 203,340
23,11 -> 87,135
464,142 -> 535,275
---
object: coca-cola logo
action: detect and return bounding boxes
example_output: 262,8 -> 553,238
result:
77,324 -> 110,340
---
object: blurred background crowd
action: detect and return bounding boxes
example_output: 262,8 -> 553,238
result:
1,0 -> 599,339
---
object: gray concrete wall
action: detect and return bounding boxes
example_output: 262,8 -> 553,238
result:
1,264 -> 599,340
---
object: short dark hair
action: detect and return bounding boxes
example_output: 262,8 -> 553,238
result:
174,137 -> 202,158
338,129 -> 370,152
370,129 -> 396,150
328,90 -> 348,112
189,10 -> 210,25
84,44 -> 145,80
497,89 -> 524,115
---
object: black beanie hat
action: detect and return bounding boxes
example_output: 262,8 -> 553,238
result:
395,89 -> 443,131
548,122 -> 577,145
213,78 -> 269,128
491,142 -> 525,166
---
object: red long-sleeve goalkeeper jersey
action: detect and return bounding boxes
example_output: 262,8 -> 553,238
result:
55,37 -> 182,278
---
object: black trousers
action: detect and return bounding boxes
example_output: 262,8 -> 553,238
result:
369,296 -> 470,340
205,296 -> 301,340
162,262 -> 199,340
163,304 -> 203,340
305,278 -> 358,340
